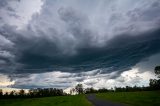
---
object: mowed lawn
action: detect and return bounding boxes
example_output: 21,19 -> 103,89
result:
0,95 -> 92,106
96,91 -> 160,106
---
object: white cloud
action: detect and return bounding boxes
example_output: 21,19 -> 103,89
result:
9,67 -> 156,90
0,74 -> 15,87
0,0 -> 43,29
0,50 -> 15,59
134,53 -> 160,72
0,34 -> 14,47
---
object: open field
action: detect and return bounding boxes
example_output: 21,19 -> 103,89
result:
1,91 -> 160,106
0,95 -> 91,106
96,91 -> 160,106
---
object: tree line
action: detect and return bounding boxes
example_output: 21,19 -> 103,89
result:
0,88 -> 65,99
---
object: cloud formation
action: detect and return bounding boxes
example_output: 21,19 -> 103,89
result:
0,53 -> 158,89
0,74 -> 15,87
0,0 -> 160,89
9,67 -> 156,89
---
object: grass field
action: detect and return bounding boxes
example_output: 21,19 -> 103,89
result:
0,95 -> 91,106
1,91 -> 160,106
96,91 -> 160,106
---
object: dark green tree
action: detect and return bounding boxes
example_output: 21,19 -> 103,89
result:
0,89 -> 2,97
75,84 -> 83,94
19,89 -> 25,96
149,66 -> 160,90
155,66 -> 160,78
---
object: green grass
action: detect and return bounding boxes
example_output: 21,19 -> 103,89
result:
0,95 -> 92,106
96,91 -> 160,106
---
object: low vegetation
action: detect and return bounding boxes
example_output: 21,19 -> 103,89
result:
0,95 -> 91,106
96,91 -> 160,106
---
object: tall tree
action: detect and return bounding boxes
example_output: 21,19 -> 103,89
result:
75,84 -> 83,94
149,66 -> 160,90
19,89 -> 25,96
0,89 -> 2,97
155,66 -> 160,78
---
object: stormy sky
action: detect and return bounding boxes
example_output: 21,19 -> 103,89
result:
0,0 -> 160,90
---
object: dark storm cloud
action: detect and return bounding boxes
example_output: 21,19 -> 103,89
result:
0,0 -> 160,75
20,30 -> 160,74
2,27 -> 160,74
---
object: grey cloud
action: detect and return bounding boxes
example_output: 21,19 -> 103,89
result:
9,69 -> 118,89
134,53 -> 160,73
0,0 -> 160,75
8,13 -> 20,19
9,67 -> 154,89
0,0 -> 8,9
58,7 -> 94,48
0,0 -> 20,9
0,0 -> 20,16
